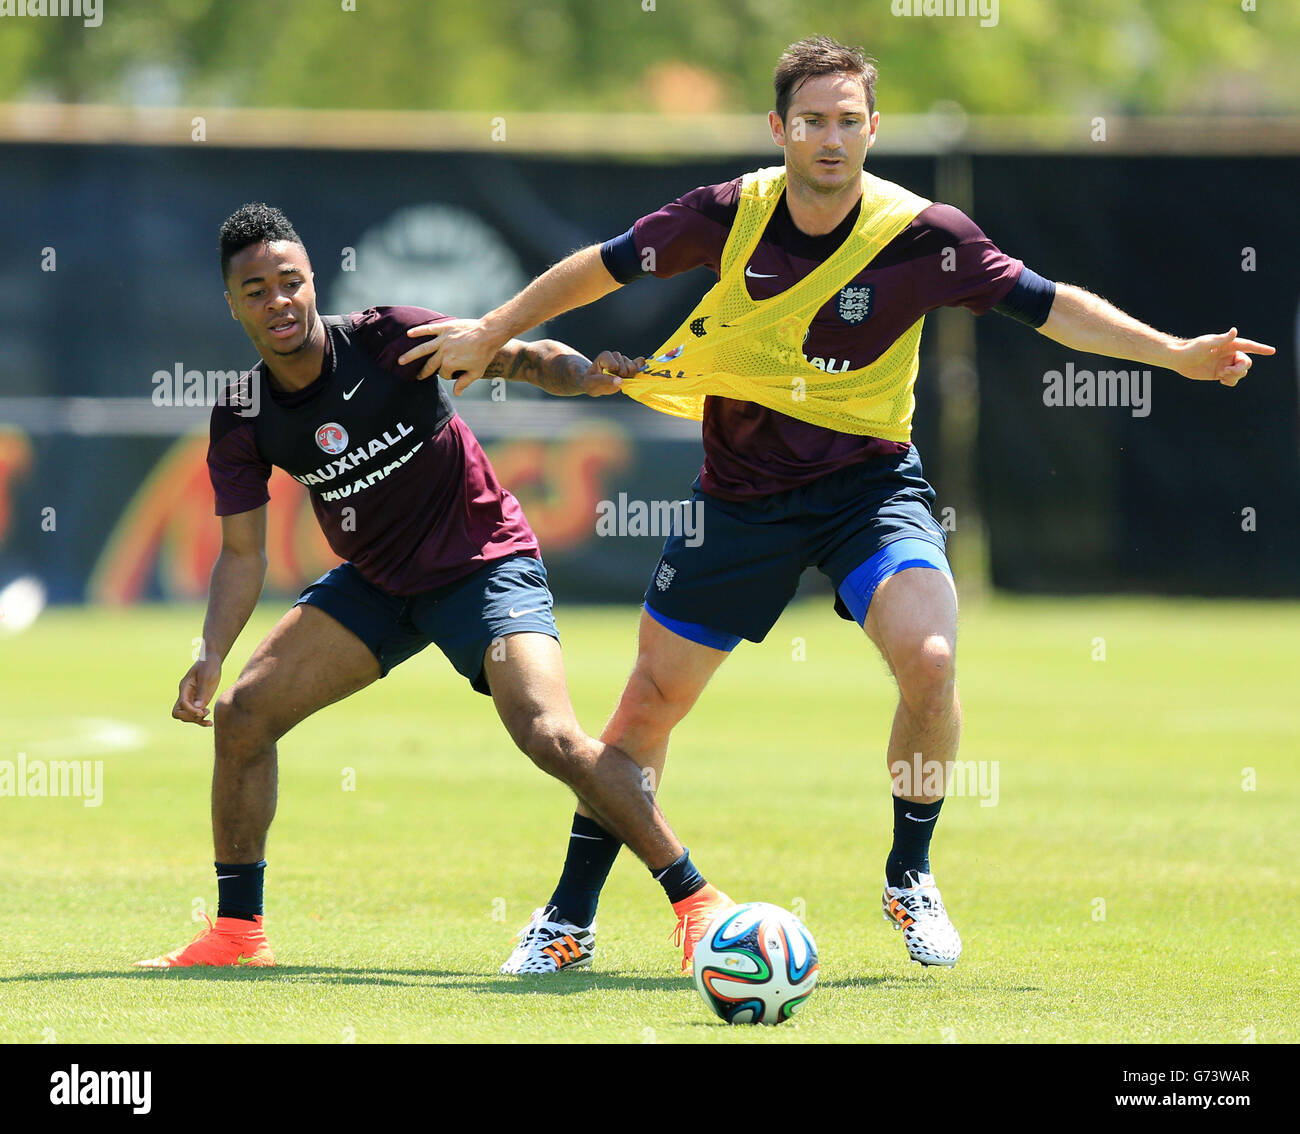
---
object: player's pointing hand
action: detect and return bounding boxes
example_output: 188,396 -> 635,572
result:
1175,327 -> 1275,387
399,317 -> 504,387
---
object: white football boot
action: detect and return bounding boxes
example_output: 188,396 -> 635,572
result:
881,869 -> 962,967
499,906 -> 596,974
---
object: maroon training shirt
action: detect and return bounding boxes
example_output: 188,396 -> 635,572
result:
207,306 -> 539,596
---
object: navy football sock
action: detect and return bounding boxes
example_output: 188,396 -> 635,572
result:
652,848 -> 707,905
546,815 -> 620,927
886,796 -> 944,888
215,860 -> 266,922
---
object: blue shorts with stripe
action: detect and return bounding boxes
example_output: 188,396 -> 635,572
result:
643,446 -> 951,650
295,553 -> 558,695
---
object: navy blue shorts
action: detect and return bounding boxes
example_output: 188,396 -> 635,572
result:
643,447 -> 950,648
295,553 -> 558,695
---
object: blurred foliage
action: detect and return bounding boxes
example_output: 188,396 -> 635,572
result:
0,0 -> 1296,116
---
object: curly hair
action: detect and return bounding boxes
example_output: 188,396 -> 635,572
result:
219,203 -> 303,281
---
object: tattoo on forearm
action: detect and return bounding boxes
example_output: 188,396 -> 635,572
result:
486,342 -> 586,395
483,350 -> 527,383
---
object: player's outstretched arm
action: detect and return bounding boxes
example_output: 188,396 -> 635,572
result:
398,244 -> 623,386
1038,282 -> 1275,386
172,507 -> 268,728
480,339 -> 644,398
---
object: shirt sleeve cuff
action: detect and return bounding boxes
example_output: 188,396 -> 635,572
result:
993,266 -> 1056,328
599,227 -> 645,284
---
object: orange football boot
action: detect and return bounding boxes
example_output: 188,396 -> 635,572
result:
134,913 -> 276,969
671,884 -> 734,972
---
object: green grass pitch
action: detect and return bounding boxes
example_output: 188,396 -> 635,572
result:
1,595 -> 1297,1043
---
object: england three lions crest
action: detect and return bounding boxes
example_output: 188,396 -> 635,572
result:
837,285 -> 874,324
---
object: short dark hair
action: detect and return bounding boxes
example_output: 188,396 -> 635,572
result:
219,203 -> 303,282
773,35 -> 878,122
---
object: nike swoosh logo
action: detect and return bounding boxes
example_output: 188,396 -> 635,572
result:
569,832 -> 603,841
342,379 -> 365,400
215,874 -> 239,880
745,266 -> 778,278
234,954 -> 256,966
508,606 -> 547,618
904,812 -> 939,823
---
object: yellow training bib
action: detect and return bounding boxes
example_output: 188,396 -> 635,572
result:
619,166 -> 931,440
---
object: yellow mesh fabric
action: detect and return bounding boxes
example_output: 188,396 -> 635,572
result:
619,166 -> 931,441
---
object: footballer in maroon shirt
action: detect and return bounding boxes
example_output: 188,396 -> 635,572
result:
134,203 -> 733,971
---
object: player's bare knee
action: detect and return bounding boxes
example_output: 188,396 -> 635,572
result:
621,666 -> 690,736
517,713 -> 586,778
213,685 -> 279,752
896,636 -> 957,715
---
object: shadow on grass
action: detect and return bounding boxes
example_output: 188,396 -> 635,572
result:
1,969 -> 1038,994
1,967 -> 691,994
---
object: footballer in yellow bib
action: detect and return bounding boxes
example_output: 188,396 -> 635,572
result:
398,34 -> 1271,979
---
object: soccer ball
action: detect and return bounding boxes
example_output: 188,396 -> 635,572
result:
692,902 -> 819,1025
